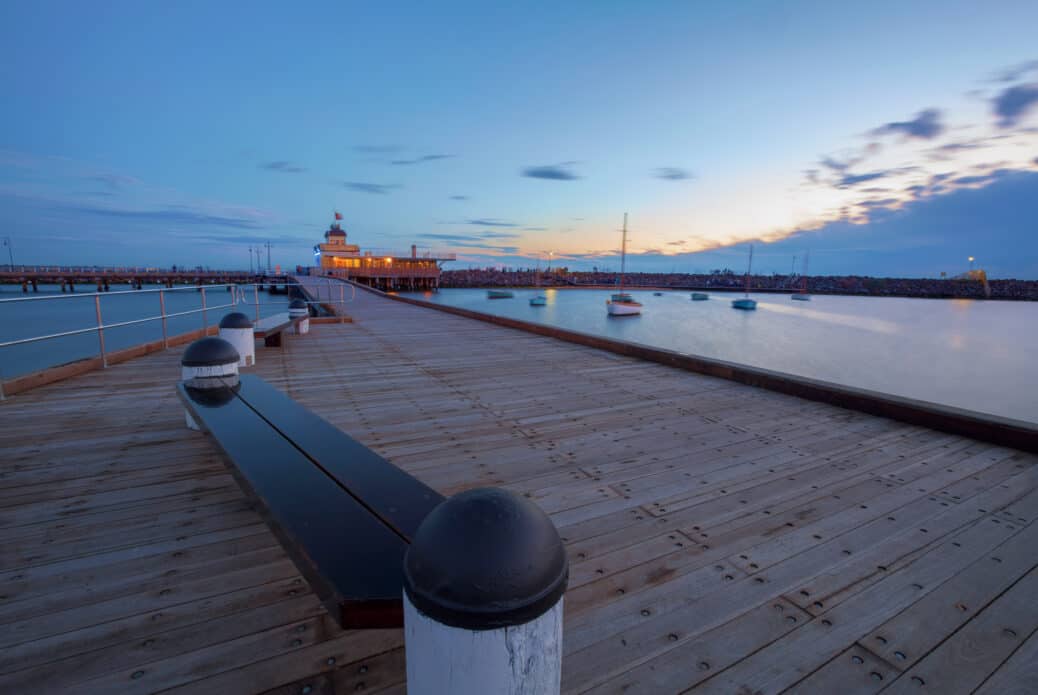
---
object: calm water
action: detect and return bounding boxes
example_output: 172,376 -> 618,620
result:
403,288 -> 1038,423
0,284 -> 291,379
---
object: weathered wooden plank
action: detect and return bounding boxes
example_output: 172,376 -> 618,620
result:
690,516 -> 1027,694
878,566 -> 1038,694
972,627 -> 1038,695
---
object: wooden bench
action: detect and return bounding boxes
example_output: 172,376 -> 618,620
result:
176,374 -> 445,628
253,312 -> 304,347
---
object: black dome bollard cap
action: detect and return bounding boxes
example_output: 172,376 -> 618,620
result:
219,311 -> 252,329
181,337 -> 240,367
403,487 -> 569,631
289,299 -> 307,309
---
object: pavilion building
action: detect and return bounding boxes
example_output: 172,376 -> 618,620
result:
313,215 -> 454,291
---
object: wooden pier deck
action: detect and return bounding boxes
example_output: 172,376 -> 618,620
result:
1,289 -> 1036,694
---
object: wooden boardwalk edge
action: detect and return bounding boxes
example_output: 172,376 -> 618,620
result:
370,286 -> 1038,454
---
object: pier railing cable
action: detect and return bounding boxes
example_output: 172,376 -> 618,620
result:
0,278 -> 353,399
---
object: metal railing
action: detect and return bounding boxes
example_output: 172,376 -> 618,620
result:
359,248 -> 457,260
0,264 -> 270,275
0,277 -> 355,399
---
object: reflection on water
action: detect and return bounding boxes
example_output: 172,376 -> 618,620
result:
407,288 -> 1038,423
761,301 -> 900,334
0,284 -> 291,379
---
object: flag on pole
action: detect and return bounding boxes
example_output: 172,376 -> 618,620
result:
334,211 -> 343,220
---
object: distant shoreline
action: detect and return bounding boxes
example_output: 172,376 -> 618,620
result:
440,270 -> 1038,301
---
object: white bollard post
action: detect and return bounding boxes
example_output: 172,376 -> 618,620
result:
403,487 -> 568,695
289,299 -> 310,335
218,312 -> 255,367
180,337 -> 240,430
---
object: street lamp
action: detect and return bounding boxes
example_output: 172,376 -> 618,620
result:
547,250 -> 553,272
968,256 -> 975,272
1,237 -> 12,268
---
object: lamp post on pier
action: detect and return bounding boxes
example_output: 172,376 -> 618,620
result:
2,237 -> 12,268
968,256 -> 975,272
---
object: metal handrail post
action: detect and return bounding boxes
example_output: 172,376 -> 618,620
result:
159,289 -> 169,349
253,285 -> 260,322
340,283 -> 344,315
200,287 -> 207,330
94,294 -> 107,368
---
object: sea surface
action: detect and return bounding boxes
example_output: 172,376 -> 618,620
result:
403,287 -> 1038,423
0,284 -> 292,379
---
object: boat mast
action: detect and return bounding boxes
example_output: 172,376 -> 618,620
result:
619,213 -> 628,293
744,244 -> 754,297
801,251 -> 809,293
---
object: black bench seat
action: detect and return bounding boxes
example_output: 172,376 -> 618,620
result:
177,374 -> 445,628
253,312 -> 304,347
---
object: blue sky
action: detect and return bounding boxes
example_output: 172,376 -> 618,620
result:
1,1 -> 1037,277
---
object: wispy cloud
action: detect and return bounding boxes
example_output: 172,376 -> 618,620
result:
352,145 -> 401,153
460,243 -> 520,253
449,195 -> 469,201
467,218 -> 518,227
990,60 -> 1038,83
992,83 -> 1038,128
417,230 -> 519,241
925,139 -> 987,160
90,173 -> 141,190
837,171 -> 890,187
182,232 -> 310,246
344,181 -> 401,194
260,161 -> 307,174
821,154 -> 859,173
870,108 -> 944,139
521,163 -> 580,180
415,233 -> 476,242
653,167 -> 694,181
53,202 -> 268,229
414,231 -> 519,254
390,154 -> 453,165
954,174 -> 993,185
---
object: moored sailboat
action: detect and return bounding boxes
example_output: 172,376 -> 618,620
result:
731,244 -> 757,311
530,257 -> 547,306
792,251 -> 811,301
606,213 -> 642,316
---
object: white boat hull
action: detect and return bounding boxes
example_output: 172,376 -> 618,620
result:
607,301 -> 642,316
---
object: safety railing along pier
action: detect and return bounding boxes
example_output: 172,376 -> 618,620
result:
0,278 -> 354,399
